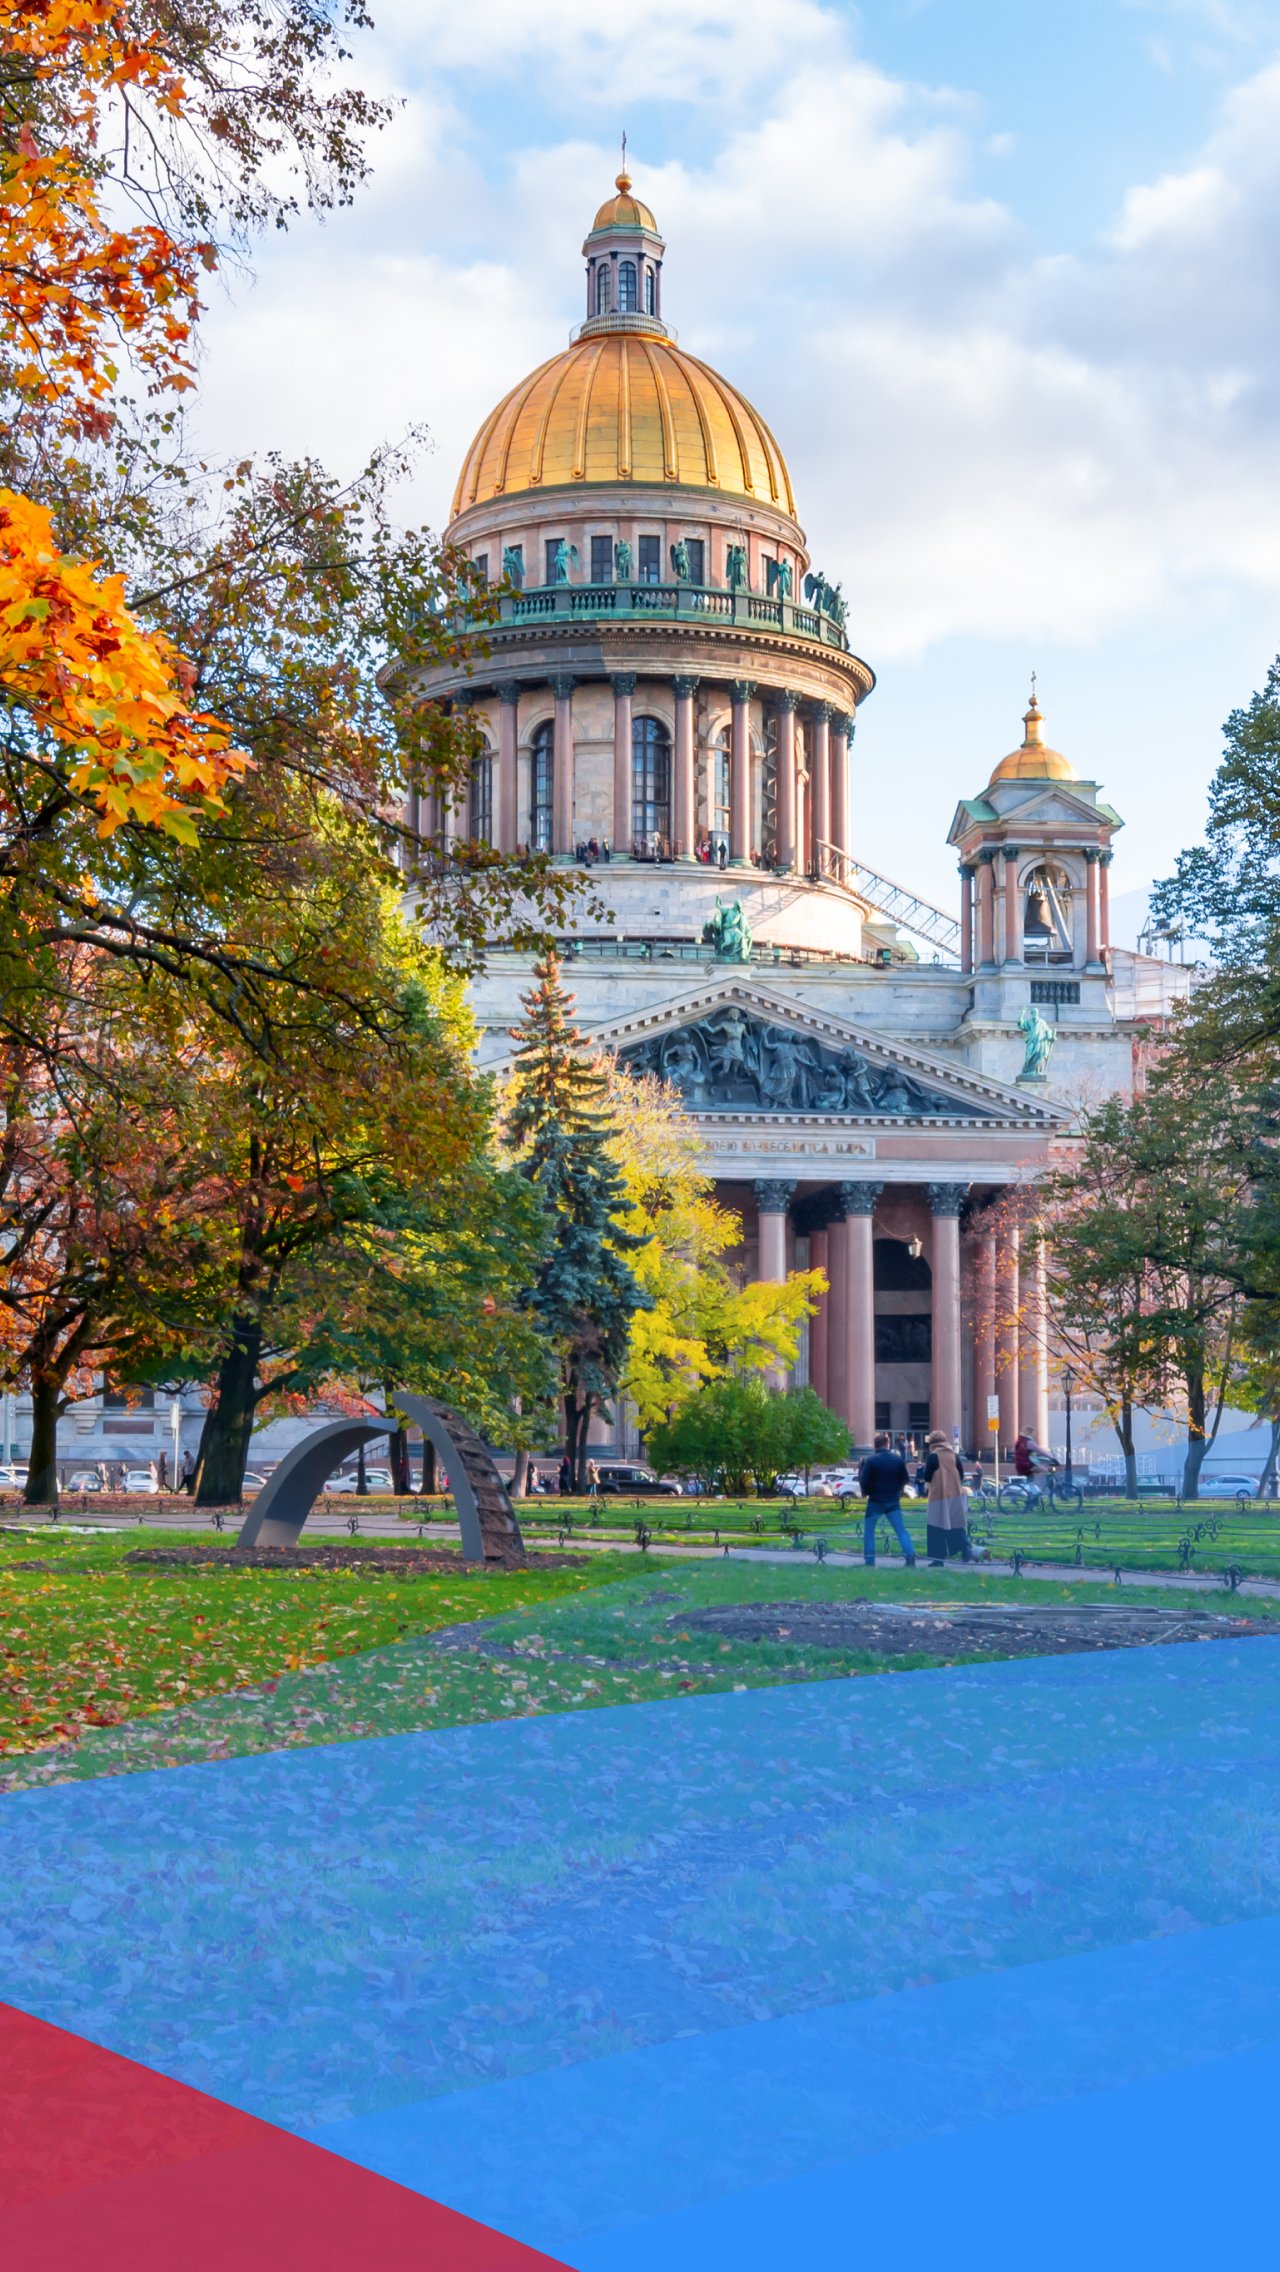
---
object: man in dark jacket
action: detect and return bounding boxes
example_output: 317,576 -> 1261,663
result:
857,1434 -> 918,1568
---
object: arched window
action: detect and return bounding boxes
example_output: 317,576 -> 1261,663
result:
596,263 -> 612,316
632,715 -> 671,854
530,721 -> 554,853
1022,861 -> 1074,964
644,265 -> 656,315
469,749 -> 493,845
618,259 -> 638,312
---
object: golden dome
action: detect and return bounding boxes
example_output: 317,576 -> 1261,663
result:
451,330 -> 797,517
989,693 -> 1077,783
590,170 -> 657,234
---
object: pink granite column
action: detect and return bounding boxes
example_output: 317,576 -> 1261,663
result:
972,1216 -> 997,1462
1085,849 -> 1102,967
611,673 -> 635,855
730,680 -> 754,865
960,863 -> 974,976
825,1197 -> 851,1425
842,1181 -> 881,1447
809,1226 -> 830,1404
673,676 -> 697,860
996,1215 -> 1021,1454
978,854 -> 996,967
755,1180 -> 796,1387
497,684 -> 520,853
1019,1231 -> 1049,1445
1099,850 -> 1112,954
810,704 -> 831,875
928,1184 -> 967,1439
1003,847 -> 1021,963
829,714 -> 851,862
552,675 -> 575,855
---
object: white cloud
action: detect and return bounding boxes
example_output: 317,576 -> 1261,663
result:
191,7 -> 1280,672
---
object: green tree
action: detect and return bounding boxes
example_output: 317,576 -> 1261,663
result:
648,1378 -> 847,1498
506,957 -> 646,1489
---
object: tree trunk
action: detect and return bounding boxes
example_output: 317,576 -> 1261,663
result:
420,1435 -> 438,1494
24,1377 -> 60,1507
1181,1363 -> 1208,1500
1114,1396 -> 1139,1499
194,1322 -> 262,1505
511,1448 -> 530,1500
1261,1416 -> 1280,1498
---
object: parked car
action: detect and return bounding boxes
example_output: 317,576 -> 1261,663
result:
323,1466 -> 395,1494
0,1464 -> 27,1491
1202,1473 -> 1260,1498
120,1467 -> 160,1494
67,1469 -> 104,1492
776,1474 -> 836,1499
241,1471 -> 268,1494
593,1463 -> 682,1496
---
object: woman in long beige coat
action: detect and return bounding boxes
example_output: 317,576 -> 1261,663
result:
922,1430 -> 971,1566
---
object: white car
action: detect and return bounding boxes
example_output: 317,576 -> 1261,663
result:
242,1471 -> 268,1494
776,1474 -> 836,1498
323,1468 -> 395,1494
0,1465 -> 27,1491
121,1468 -> 160,1494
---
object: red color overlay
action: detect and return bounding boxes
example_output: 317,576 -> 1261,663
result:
0,2001 -> 574,2269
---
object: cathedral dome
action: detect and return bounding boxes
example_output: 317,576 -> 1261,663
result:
988,693 -> 1077,784
451,332 -> 796,517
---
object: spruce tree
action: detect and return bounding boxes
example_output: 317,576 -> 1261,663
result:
507,957 -> 646,1487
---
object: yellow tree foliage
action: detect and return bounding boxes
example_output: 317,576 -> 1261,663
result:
1,0 -> 239,839
605,1065 -> 823,1431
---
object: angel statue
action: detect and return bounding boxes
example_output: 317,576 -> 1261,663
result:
669,540 -> 690,581
1017,1003 -> 1056,1081
726,543 -> 749,591
614,538 -> 633,579
501,545 -> 524,589
550,540 -> 578,585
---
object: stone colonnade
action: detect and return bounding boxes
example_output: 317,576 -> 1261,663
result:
750,1179 -> 1050,1454
436,674 -> 856,869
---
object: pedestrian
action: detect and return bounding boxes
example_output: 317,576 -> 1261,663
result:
558,1453 -> 572,1494
857,1433 -> 917,1568
601,837 -> 612,862
717,838 -> 727,870
180,1450 -> 195,1495
586,1458 -> 600,1502
922,1430 -> 972,1565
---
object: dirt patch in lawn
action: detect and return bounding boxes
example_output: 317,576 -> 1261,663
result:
124,1545 -> 591,1576
674,1598 -> 1273,1660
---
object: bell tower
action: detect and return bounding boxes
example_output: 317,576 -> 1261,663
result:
947,691 -> 1123,1063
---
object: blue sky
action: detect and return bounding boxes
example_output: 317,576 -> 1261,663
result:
197,0 -> 1280,926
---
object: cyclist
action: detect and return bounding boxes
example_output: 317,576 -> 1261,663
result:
1014,1430 -> 1056,1481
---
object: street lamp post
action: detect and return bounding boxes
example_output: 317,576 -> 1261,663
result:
1062,1366 -> 1076,1490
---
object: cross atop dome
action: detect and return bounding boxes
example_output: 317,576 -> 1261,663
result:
581,164 -> 667,338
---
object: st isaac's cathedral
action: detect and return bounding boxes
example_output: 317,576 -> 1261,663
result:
408,173 -> 1189,1460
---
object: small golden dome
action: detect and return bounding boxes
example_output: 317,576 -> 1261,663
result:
590,170 -> 657,233
989,692 -> 1077,784
451,331 -> 797,516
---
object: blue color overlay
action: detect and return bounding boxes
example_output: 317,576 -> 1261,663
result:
3,1641 -> 1279,2265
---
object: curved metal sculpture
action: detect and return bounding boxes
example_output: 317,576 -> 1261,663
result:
235,1393 -> 525,1566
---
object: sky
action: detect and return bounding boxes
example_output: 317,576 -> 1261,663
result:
193,0 -> 1280,930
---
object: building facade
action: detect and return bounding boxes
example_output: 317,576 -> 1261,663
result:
402,170 -> 1192,1463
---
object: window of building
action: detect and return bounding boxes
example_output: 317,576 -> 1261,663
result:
874,1402 -> 892,1434
711,731 -> 731,850
472,552 -> 488,585
644,266 -> 656,315
596,263 -> 612,315
103,1388 -> 156,1408
530,721 -> 554,853
632,715 -> 671,853
590,534 -> 613,584
470,751 -> 493,845
684,538 -> 705,584
618,259 -> 638,312
908,1401 -> 932,1435
1022,862 -> 1074,965
637,534 -> 661,583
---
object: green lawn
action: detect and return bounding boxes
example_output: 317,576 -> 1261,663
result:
6,1546 -> 1280,1794
509,1493 -> 1280,1580
0,1525 -> 638,1760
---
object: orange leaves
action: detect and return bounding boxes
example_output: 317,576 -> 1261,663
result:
0,487 -> 244,832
